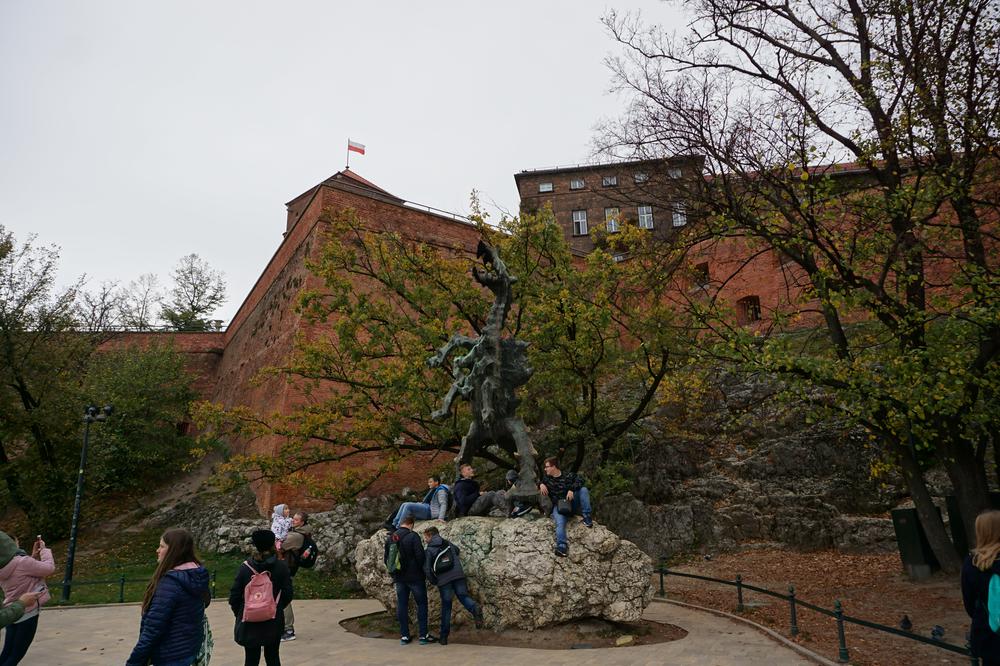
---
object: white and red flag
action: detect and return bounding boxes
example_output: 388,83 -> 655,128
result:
348,140 -> 365,155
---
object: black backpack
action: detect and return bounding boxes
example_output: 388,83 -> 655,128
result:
432,540 -> 455,575
295,533 -> 320,569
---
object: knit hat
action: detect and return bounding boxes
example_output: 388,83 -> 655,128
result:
251,529 -> 276,553
0,531 -> 17,569
505,469 -> 519,484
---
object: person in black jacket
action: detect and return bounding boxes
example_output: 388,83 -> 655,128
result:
539,456 -> 593,557
452,464 -> 481,516
229,529 -> 293,666
384,516 -> 436,645
422,526 -> 483,645
962,510 -> 1000,664
126,528 -> 211,666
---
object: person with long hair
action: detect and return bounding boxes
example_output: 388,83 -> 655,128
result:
229,529 -> 292,666
126,528 -> 210,666
962,510 -> 1000,664
0,531 -> 54,665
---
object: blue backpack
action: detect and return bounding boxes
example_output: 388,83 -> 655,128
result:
988,574 -> 1000,632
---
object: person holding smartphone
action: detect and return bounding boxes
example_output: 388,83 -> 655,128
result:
0,531 -> 54,665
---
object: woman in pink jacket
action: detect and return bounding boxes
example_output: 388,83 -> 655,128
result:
0,534 -> 55,665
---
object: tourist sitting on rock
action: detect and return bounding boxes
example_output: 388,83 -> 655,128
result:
539,456 -> 593,557
456,465 -> 511,517
385,515 -> 436,645
422,526 -> 484,645
503,469 -> 548,518
452,464 -> 481,516
391,475 -> 452,528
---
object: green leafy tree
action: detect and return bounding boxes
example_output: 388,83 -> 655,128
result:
0,226 -> 199,535
195,205 -> 696,499
83,345 -> 197,493
160,254 -> 226,331
603,0 -> 1000,571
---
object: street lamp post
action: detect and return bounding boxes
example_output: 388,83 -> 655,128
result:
61,404 -> 112,602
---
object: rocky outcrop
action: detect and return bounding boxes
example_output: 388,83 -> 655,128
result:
596,372 -> 910,560
355,515 -> 653,630
157,485 -> 400,573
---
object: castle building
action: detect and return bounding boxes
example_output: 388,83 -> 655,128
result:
514,157 -> 703,256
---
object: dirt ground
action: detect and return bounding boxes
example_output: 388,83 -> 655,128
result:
342,611 -> 687,649
663,548 -> 969,665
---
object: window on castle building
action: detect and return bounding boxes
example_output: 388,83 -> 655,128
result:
634,172 -> 649,183
672,202 -> 687,227
693,262 -> 710,287
638,205 -> 654,229
602,175 -> 618,187
539,182 -> 553,193
737,295 -> 762,325
605,207 -> 620,233
570,178 -> 585,190
668,167 -> 683,179
572,210 -> 589,236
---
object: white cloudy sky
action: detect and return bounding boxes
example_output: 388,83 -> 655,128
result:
1,1 -> 681,323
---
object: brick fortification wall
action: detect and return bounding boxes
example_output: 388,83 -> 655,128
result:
210,177 -> 482,514
98,331 -> 224,399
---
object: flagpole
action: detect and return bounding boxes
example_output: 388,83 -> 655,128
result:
346,139 -> 350,170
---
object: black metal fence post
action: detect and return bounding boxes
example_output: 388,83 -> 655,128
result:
788,585 -> 799,637
211,570 -> 217,599
658,560 -> 666,597
736,574 -> 744,612
835,600 -> 849,663
118,574 -> 126,603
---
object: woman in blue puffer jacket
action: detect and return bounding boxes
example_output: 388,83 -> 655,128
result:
126,528 -> 211,666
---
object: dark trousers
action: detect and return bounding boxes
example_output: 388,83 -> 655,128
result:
395,580 -> 428,638
243,642 -> 280,666
0,615 -> 39,666
438,578 -> 479,637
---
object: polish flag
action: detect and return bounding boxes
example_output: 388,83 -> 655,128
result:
348,140 -> 366,155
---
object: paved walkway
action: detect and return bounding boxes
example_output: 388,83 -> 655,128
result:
25,598 -> 815,665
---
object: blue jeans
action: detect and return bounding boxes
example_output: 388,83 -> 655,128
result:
552,486 -> 592,549
395,580 -> 428,638
438,578 -> 479,637
393,502 -> 432,527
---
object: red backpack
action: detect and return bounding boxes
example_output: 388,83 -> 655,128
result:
242,562 -> 279,622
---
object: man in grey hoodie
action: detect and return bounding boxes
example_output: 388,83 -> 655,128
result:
422,526 -> 483,645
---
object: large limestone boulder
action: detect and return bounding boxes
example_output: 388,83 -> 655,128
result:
354,515 -> 653,630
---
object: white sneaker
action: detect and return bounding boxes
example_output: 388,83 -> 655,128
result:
281,630 -> 297,642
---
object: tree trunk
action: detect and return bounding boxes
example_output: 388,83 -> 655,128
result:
897,442 -> 961,573
992,435 -> 1000,489
941,437 -> 990,546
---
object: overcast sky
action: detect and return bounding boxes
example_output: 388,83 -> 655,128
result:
1,1 -> 681,323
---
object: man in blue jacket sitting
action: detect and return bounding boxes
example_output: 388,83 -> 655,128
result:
392,475 -> 451,528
